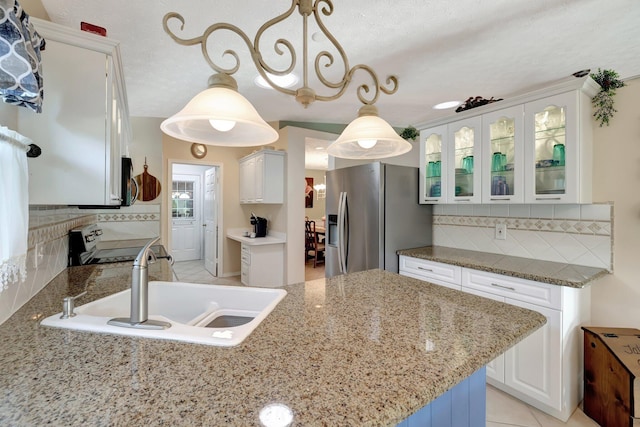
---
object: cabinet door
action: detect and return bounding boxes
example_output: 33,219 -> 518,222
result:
107,58 -> 123,205
240,156 -> 256,203
462,286 -> 506,382
21,40 -> 110,205
254,153 -> 265,202
447,117 -> 482,203
524,92 -> 579,203
482,106 -> 524,203
419,125 -> 447,204
504,298 -> 562,411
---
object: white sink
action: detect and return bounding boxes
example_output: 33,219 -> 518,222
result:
41,281 -> 287,346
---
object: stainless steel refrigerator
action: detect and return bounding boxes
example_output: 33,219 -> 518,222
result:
325,162 -> 433,278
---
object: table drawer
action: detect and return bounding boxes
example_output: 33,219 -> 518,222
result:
462,269 -> 561,309
399,256 -> 462,285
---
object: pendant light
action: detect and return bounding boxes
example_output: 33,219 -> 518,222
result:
160,74 -> 278,147
328,105 -> 412,159
161,1 -> 408,157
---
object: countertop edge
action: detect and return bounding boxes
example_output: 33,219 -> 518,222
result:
397,246 -> 609,288
227,230 -> 286,245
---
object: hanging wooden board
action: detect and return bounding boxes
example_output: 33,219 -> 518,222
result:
134,159 -> 161,201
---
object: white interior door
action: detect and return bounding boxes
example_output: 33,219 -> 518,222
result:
171,174 -> 202,261
204,167 -> 218,275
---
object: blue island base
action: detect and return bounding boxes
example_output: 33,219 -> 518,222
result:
398,367 -> 486,427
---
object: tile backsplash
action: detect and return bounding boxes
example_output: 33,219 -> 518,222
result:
0,206 -> 94,325
433,203 -> 613,270
0,204 -> 160,325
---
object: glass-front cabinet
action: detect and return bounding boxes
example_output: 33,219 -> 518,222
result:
419,124 -> 447,203
418,76 -> 598,205
419,118 -> 482,204
448,117 -> 482,203
481,105 -> 524,203
524,92 -> 589,203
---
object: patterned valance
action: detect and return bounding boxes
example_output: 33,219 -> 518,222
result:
0,0 -> 45,113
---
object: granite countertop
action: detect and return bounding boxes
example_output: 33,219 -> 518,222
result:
0,263 -> 545,426
397,246 -> 609,288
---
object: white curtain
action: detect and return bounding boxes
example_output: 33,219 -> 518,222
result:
0,126 -> 29,291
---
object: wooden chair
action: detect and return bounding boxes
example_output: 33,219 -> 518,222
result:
305,220 -> 325,268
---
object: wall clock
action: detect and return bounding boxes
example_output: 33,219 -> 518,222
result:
190,143 -> 207,159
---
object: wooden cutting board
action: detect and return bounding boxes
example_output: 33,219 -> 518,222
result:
134,159 -> 161,201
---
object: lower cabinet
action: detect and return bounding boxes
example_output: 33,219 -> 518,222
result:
241,243 -> 284,287
399,255 -> 590,422
398,256 -> 462,290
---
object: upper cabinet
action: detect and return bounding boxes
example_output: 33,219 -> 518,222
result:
524,91 -> 592,203
418,76 -> 599,204
481,105 -> 525,203
18,19 -> 131,206
447,116 -> 482,203
239,150 -> 285,204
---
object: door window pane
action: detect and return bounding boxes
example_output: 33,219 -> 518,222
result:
172,180 -> 195,218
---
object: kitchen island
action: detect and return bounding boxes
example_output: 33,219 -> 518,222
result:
0,261 -> 545,426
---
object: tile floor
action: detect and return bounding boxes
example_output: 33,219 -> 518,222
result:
170,260 -> 598,427
487,386 -> 597,426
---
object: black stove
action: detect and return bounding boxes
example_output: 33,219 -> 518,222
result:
69,224 -> 170,266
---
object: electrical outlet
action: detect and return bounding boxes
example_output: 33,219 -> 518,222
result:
33,243 -> 44,268
495,224 -> 507,240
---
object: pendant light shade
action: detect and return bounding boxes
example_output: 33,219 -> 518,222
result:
160,74 -> 278,147
327,105 -> 412,159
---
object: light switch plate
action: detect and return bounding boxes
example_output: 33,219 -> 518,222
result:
495,224 -> 507,240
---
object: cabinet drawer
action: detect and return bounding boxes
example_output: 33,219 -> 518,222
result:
399,256 -> 462,285
241,244 -> 251,263
400,270 -> 462,290
462,269 -> 561,309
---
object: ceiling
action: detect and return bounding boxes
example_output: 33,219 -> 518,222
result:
40,0 -> 640,170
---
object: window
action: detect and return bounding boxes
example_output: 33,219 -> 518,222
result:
172,180 -> 194,218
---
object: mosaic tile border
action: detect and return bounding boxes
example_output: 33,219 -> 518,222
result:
434,215 -> 611,236
97,213 -> 160,222
27,214 -> 97,250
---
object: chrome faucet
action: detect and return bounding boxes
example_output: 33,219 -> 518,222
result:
107,237 -> 171,330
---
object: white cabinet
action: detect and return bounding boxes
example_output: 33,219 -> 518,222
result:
18,18 -> 130,206
239,156 -> 256,203
398,256 -> 461,290
239,150 -> 285,204
447,116 -> 483,203
240,242 -> 284,287
418,76 -> 598,204
503,298 -> 562,411
481,105 -> 525,203
419,125 -> 446,204
399,256 -> 590,422
524,91 -> 594,203
419,117 -> 482,204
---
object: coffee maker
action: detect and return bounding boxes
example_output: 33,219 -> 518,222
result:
250,213 -> 268,237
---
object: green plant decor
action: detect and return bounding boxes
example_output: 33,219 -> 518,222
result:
590,68 -> 626,127
399,125 -> 418,141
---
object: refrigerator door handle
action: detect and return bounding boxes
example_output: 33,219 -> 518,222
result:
339,191 -> 348,274
337,191 -> 344,273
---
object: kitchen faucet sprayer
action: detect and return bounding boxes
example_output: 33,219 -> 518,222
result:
107,237 -> 171,330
